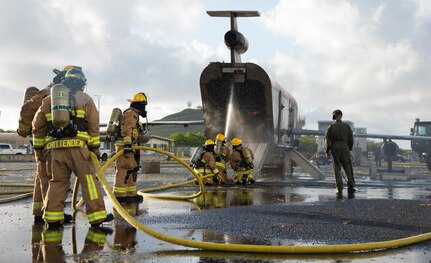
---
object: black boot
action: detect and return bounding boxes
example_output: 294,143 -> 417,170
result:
131,195 -> 143,203
64,213 -> 73,224
46,221 -> 63,230
90,213 -> 114,228
116,196 -> 133,204
34,215 -> 44,224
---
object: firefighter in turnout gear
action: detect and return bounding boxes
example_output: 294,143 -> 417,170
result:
325,109 -> 355,196
113,92 -> 148,204
230,137 -> 255,184
18,65 -> 79,223
193,139 -> 219,185
32,68 -> 113,229
214,133 -> 230,184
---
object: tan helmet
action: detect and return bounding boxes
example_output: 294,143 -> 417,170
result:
215,133 -> 226,141
204,139 -> 215,146
231,137 -> 242,147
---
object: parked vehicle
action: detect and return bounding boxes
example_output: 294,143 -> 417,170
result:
0,143 -> 27,155
99,148 -> 112,161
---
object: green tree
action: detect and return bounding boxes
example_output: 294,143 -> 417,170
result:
297,135 -> 318,159
170,132 -> 206,147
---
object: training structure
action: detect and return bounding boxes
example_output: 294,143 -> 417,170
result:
200,11 -> 324,179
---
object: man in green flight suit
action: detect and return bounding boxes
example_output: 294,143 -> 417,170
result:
325,109 -> 355,196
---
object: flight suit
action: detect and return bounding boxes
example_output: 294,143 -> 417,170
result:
193,151 -> 219,185
17,86 -> 51,218
33,91 -> 109,225
230,146 -> 255,184
325,119 -> 355,191
214,143 -> 230,184
114,108 -> 140,198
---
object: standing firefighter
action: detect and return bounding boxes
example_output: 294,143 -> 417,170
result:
32,68 -> 113,229
230,137 -> 255,184
18,65 -> 78,223
192,139 -> 219,185
325,109 -> 355,196
214,133 -> 230,184
113,92 -> 148,204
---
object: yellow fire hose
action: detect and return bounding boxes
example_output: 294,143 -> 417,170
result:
86,146 -> 431,254
0,183 -> 34,204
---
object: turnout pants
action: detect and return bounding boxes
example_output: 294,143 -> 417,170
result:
33,150 -> 52,216
114,145 -> 138,197
43,147 -> 108,224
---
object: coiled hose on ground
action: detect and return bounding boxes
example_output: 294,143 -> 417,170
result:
84,146 -> 431,254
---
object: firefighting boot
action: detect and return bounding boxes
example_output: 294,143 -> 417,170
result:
90,213 -> 114,228
34,215 -> 44,224
46,221 -> 63,230
64,213 -> 73,224
130,195 -> 143,203
116,196 -> 133,204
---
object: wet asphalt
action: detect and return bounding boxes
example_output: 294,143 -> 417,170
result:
1,161 -> 431,262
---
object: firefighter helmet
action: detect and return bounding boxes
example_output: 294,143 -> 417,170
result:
231,137 -> 242,146
128,92 -> 147,104
62,68 -> 86,90
53,65 -> 82,75
204,139 -> 215,146
216,133 -> 226,141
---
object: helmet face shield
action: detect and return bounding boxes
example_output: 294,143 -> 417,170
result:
62,68 -> 86,91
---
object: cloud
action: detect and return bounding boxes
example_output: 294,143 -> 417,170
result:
261,0 -> 431,148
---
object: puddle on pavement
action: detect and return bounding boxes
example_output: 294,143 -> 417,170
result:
2,169 -> 431,262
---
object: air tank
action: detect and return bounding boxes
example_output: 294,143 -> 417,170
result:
190,146 -> 204,165
51,84 -> 70,129
107,108 -> 122,137
23,86 -> 39,104
215,140 -> 223,155
242,147 -> 253,165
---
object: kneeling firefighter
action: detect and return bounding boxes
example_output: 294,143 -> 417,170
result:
192,139 -> 219,185
32,68 -> 113,229
214,133 -> 230,184
230,137 -> 255,184
113,92 -> 149,204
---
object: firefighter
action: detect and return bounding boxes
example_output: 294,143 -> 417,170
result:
193,139 -> 219,185
214,133 -> 230,184
32,68 -> 113,229
17,65 -> 79,223
113,92 -> 148,204
230,137 -> 255,184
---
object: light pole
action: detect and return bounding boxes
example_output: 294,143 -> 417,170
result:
93,95 -> 101,112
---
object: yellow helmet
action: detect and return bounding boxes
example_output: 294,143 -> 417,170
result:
204,139 -> 215,146
128,92 -> 147,104
215,133 -> 226,141
231,137 -> 242,146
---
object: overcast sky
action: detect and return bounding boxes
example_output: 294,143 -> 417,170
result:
1,0 -> 430,148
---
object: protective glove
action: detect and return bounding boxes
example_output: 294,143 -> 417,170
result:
123,144 -> 133,154
35,150 -> 46,162
52,70 -> 67,84
90,147 -> 101,159
17,128 -> 30,138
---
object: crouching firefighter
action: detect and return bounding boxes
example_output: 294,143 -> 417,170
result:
32,68 -> 113,229
191,139 -> 219,185
113,92 -> 148,204
230,137 -> 255,184
214,133 -> 230,184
